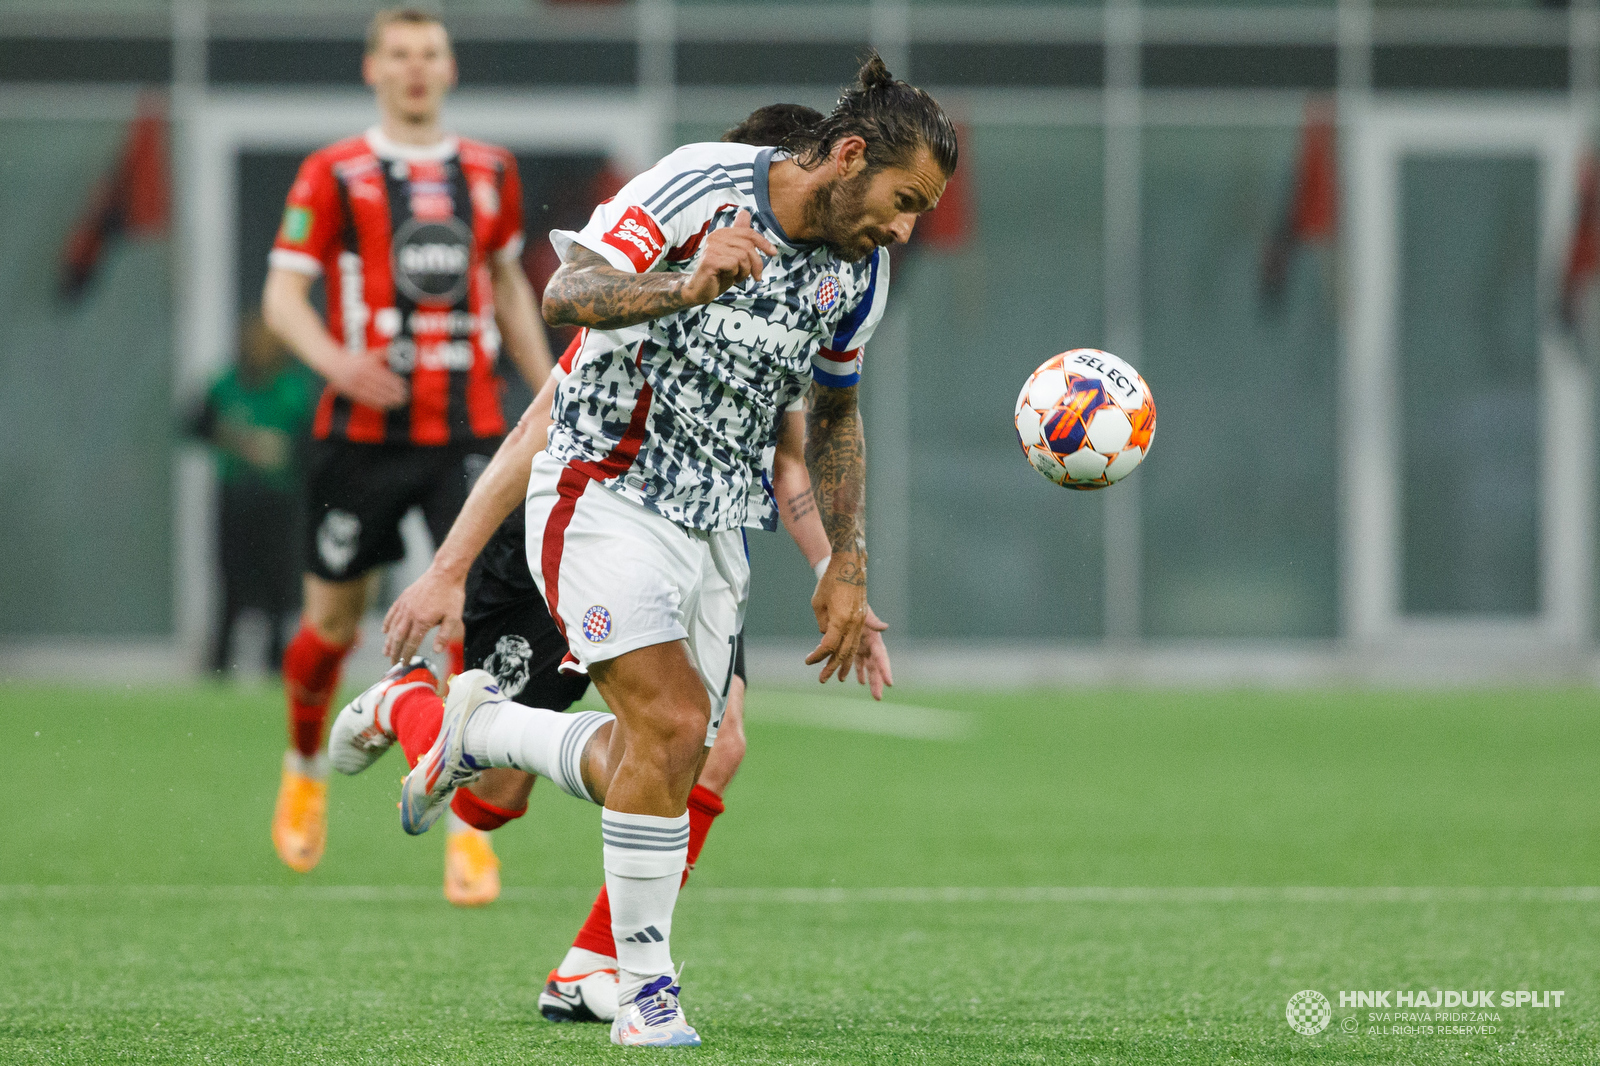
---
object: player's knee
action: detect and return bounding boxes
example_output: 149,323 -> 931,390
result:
633,700 -> 711,772
302,577 -> 367,644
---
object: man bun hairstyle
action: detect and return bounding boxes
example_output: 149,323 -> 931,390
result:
721,104 -> 826,150
790,51 -> 958,177
366,7 -> 449,55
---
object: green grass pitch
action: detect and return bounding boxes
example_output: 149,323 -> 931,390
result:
1,679 -> 1597,1063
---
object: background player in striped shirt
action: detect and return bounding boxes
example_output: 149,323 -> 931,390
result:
259,8 -> 554,879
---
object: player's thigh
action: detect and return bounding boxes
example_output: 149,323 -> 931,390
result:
523,453 -> 700,673
589,640 -> 712,759
302,440 -> 416,583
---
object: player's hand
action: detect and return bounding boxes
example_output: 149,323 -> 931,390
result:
382,564 -> 466,664
805,552 -> 868,684
855,605 -> 893,700
681,210 -> 775,306
329,349 -> 409,410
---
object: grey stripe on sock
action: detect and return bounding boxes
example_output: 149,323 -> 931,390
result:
599,820 -> 690,836
559,712 -> 610,802
601,819 -> 688,838
602,838 -> 691,852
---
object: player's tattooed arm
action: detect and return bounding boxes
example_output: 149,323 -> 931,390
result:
784,489 -> 817,524
544,210 -> 775,329
805,383 -> 868,584
542,247 -> 695,330
805,382 -> 869,682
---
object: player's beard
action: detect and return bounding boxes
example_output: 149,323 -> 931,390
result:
804,171 -> 890,263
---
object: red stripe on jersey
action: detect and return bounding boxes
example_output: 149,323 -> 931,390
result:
407,359 -> 451,444
540,352 -> 655,640
343,167 -> 395,444
312,389 -> 335,438
464,261 -> 501,439
569,349 -> 654,482
558,330 -> 584,374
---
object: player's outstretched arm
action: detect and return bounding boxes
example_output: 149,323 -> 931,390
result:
489,254 -> 555,392
382,374 -> 558,662
261,267 -> 408,410
774,408 -> 893,698
803,382 -> 870,683
542,210 -> 775,330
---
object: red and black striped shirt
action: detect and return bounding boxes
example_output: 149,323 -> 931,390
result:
269,127 -> 523,445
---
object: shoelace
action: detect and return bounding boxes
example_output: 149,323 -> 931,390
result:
635,985 -> 683,1028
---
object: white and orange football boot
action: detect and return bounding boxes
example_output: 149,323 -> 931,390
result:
328,657 -> 438,776
539,956 -> 619,1023
444,824 -> 501,907
271,753 -> 327,873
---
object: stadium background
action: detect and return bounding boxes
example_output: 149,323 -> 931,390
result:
8,0 -> 1600,685
3,4 -> 1599,1064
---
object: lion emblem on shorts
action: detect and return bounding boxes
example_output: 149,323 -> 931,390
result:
316,509 -> 361,576
480,635 -> 533,697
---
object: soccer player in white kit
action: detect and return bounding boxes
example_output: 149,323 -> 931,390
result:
399,53 -> 956,1047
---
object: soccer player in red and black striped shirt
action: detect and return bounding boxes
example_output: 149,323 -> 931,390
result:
260,7 -> 554,880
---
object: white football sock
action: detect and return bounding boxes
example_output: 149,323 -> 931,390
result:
462,702 -> 612,802
284,748 -> 329,782
558,946 -> 616,975
602,808 -> 688,1004
444,809 -> 472,836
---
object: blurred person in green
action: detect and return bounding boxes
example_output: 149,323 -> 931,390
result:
191,315 -> 319,674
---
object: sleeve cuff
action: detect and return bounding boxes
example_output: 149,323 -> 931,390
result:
550,228 -> 639,274
268,248 -> 322,276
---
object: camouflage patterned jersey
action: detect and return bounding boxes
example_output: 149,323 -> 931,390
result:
547,142 -> 890,532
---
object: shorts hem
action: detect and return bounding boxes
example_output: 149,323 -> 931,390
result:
568,625 -> 689,669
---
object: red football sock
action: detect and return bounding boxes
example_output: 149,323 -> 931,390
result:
570,783 -> 726,959
447,640 -> 465,677
684,783 -> 724,877
282,623 -> 354,757
390,682 -> 444,768
451,786 -> 526,831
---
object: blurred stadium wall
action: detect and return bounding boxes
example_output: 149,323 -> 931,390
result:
3,0 -> 1600,686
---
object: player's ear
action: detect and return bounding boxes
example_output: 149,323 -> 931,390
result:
362,52 -> 378,88
834,136 -> 868,179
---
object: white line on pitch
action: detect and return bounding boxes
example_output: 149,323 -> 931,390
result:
0,885 -> 1595,903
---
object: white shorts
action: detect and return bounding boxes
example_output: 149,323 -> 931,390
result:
524,451 -> 749,745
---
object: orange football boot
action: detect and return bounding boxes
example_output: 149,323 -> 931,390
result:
271,758 -> 327,873
445,825 -> 501,906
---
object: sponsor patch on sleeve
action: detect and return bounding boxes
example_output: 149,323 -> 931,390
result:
600,205 -> 667,273
280,205 -> 313,245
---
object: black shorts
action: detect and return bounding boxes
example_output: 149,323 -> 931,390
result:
461,508 -> 745,711
303,437 -> 499,581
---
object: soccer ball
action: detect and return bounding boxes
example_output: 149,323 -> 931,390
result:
1013,349 -> 1156,490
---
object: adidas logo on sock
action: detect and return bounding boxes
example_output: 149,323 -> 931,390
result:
621,925 -> 664,944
